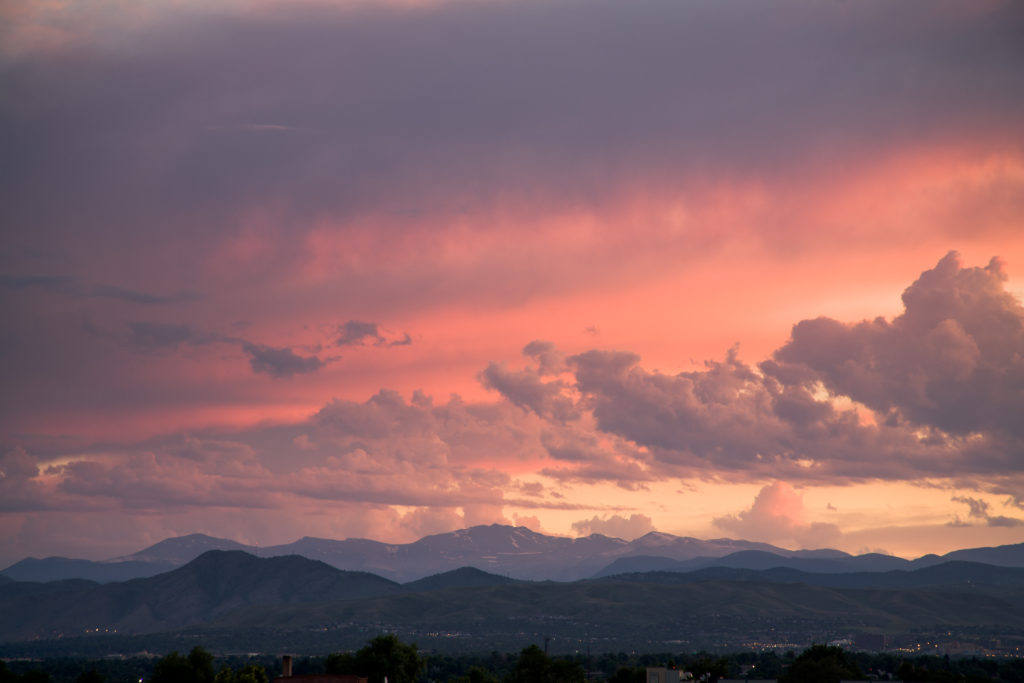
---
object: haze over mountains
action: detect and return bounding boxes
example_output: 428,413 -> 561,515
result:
6,524 -> 1024,584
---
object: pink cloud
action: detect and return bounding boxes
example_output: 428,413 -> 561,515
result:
713,482 -> 841,548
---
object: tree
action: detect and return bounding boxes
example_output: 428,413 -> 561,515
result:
151,647 -> 216,683
606,666 -> 645,683
0,663 -> 53,683
448,666 -> 499,683
74,671 -> 105,683
779,645 -> 864,683
214,665 -> 269,683
689,655 -> 728,682
327,634 -> 425,683
506,645 -> 584,683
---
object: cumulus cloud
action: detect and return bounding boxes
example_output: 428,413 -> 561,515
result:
767,252 -> 1024,442
564,346 -> 928,481
493,253 -> 1024,489
522,340 -> 566,376
713,482 -> 841,548
512,513 -> 542,532
480,362 -> 578,422
571,513 -> 655,540
15,254 -> 1018,536
480,340 -> 579,421
0,390 -> 549,525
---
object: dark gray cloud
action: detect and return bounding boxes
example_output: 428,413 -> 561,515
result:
241,342 -> 325,378
335,320 -> 411,347
124,321 -> 328,376
2,0 -> 1021,278
336,320 -> 384,346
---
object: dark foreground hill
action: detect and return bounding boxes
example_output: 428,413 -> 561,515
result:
402,566 -> 521,592
0,551 -> 401,642
208,574 -> 1024,655
601,561 -> 1024,590
4,549 -> 1024,655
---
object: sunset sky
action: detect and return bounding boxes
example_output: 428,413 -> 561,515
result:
2,0 -> 1024,567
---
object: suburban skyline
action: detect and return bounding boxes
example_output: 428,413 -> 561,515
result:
2,0 -> 1024,567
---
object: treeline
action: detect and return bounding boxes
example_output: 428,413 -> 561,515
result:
5,637 -> 1024,683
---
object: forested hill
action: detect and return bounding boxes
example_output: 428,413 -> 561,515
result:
3,549 -> 1024,655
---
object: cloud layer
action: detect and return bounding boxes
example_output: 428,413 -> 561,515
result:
2,0 -> 1024,561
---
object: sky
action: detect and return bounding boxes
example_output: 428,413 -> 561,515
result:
2,0 -> 1024,567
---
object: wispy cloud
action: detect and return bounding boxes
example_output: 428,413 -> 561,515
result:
952,495 -> 1024,527
0,274 -> 198,305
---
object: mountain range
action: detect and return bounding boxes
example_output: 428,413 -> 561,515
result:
7,524 -> 1024,583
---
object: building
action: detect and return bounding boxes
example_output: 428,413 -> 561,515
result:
272,655 -> 368,683
645,667 -> 692,683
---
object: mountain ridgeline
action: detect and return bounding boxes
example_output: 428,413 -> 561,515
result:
7,524 -> 1024,584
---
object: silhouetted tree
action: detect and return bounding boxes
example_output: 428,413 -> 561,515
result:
326,634 -> 425,683
18,674 -> 50,683
779,645 -> 863,683
606,666 -> 645,683
74,670 -> 105,683
151,646 -> 216,683
214,664 -> 269,683
689,655 -> 728,682
447,666 -> 500,683
505,644 -> 584,683
0,665 -> 51,683
896,660 -> 961,683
